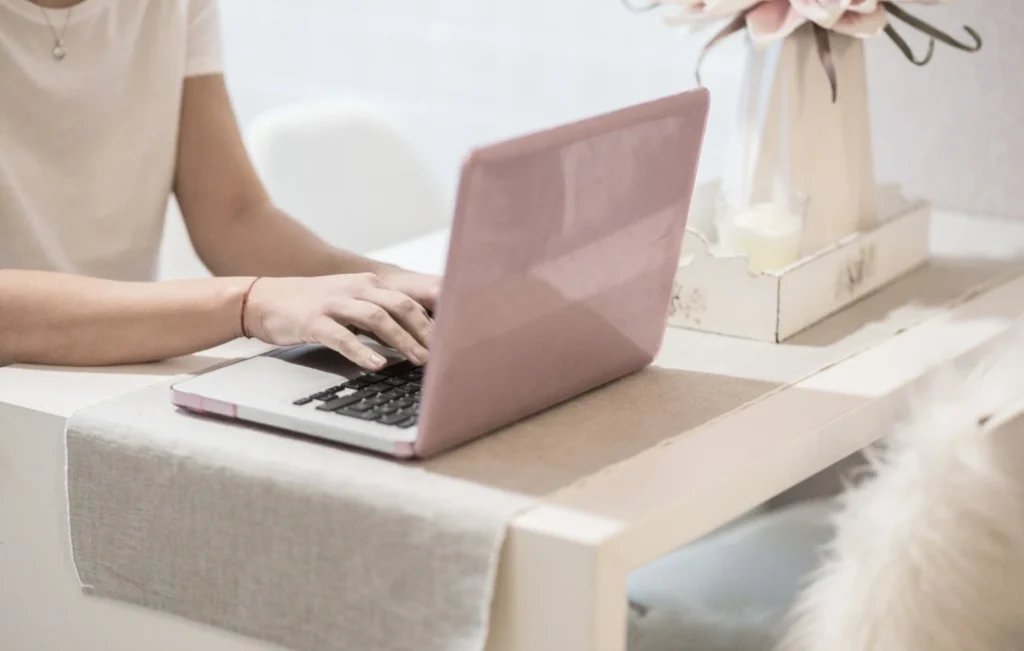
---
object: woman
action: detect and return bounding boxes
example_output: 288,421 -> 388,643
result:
0,0 -> 437,370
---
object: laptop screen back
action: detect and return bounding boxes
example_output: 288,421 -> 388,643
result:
415,90 -> 710,457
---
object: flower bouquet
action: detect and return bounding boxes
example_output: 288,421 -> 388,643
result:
652,1 -> 981,89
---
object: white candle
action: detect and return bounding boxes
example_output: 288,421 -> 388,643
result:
717,203 -> 803,274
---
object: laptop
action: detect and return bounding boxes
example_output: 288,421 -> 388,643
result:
170,89 -> 709,459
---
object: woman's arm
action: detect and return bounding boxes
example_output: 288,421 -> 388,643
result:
0,270 -> 248,366
174,76 -> 394,278
173,75 -> 440,308
173,75 -> 376,278
0,270 -> 432,369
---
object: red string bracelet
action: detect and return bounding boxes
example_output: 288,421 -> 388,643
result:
240,277 -> 261,339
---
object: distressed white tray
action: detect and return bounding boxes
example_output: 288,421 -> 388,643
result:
670,183 -> 931,342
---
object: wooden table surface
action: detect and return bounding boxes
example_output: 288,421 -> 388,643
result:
2,210 -> 1023,651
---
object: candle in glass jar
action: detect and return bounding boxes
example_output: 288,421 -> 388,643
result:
717,203 -> 804,274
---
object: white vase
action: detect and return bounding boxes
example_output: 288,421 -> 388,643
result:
718,24 -> 878,258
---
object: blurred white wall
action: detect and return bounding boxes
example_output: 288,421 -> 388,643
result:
160,0 -> 744,280
867,1 -> 1021,220
217,0 -> 743,199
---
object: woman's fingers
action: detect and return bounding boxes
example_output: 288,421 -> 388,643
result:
331,299 -> 429,365
358,287 -> 433,347
310,317 -> 387,370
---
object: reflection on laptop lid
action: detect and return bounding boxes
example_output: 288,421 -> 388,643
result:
414,89 -> 709,457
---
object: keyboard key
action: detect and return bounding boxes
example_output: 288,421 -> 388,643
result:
348,401 -> 374,413
385,378 -> 406,387
292,396 -> 313,406
393,406 -> 418,418
361,373 -> 389,384
381,361 -> 416,377
316,394 -> 362,412
379,389 -> 402,400
336,407 -> 379,421
376,402 -> 401,415
396,417 -> 417,429
379,412 -> 410,426
365,382 -> 390,394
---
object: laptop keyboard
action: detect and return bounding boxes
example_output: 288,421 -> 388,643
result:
292,361 -> 423,429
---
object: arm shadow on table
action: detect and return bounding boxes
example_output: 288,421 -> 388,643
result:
788,256 -> 1022,348
418,366 -> 782,496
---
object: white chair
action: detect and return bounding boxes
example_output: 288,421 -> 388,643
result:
246,102 -> 449,254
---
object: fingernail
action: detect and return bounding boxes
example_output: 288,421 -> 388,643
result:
369,353 -> 387,369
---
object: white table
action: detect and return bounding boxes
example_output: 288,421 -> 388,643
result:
3,211 -> 1024,651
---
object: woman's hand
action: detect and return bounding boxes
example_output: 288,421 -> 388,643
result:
243,273 -> 434,370
375,266 -> 442,311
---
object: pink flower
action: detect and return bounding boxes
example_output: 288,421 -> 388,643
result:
659,0 -> 954,45
749,0 -> 887,44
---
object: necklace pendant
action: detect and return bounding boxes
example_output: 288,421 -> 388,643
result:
53,41 -> 67,62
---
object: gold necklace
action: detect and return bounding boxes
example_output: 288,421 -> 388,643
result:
37,3 -> 74,62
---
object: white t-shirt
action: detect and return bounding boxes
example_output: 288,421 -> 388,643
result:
0,0 -> 222,280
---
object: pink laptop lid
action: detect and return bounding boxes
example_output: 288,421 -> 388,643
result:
414,89 -> 710,458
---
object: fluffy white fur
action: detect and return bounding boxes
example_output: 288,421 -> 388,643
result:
781,326 -> 1024,651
